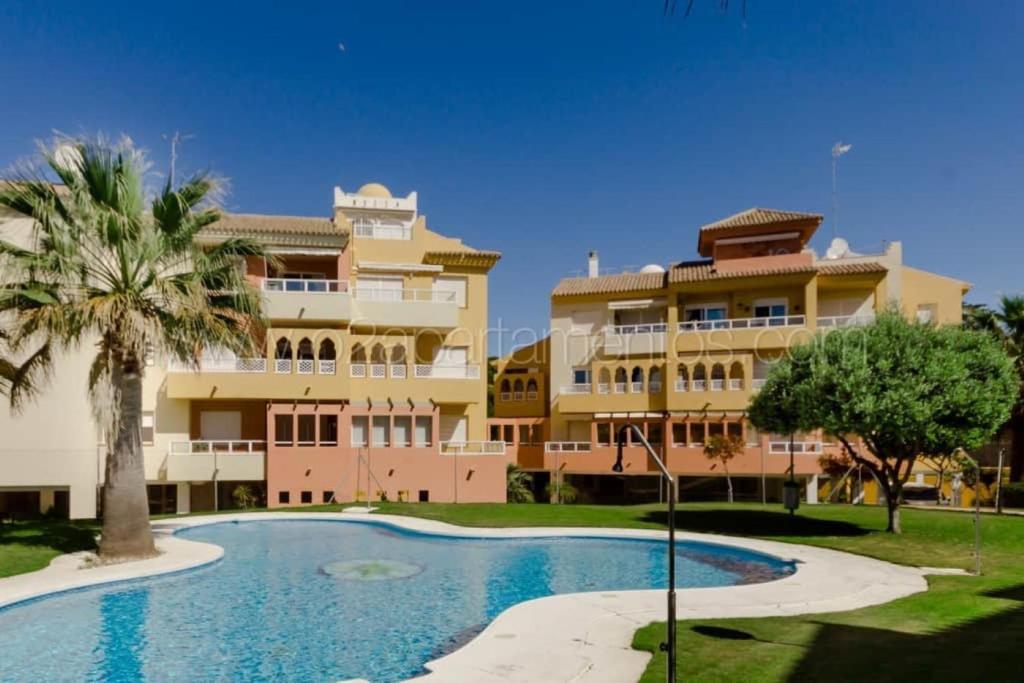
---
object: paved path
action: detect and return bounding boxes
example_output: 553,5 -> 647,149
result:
0,512 -> 932,683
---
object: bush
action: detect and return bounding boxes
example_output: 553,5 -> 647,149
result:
1000,482 -> 1024,508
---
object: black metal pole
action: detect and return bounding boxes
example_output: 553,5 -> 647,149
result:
667,471 -> 677,682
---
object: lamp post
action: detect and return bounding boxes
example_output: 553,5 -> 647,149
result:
613,423 -> 677,683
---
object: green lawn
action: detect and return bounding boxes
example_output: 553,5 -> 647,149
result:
4,502 -> 1022,681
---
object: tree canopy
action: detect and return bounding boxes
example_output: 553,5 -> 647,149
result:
749,311 -> 1016,532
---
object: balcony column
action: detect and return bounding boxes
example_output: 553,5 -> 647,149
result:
176,482 -> 191,514
804,276 -> 818,331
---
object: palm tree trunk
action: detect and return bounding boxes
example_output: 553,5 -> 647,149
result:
99,360 -> 156,558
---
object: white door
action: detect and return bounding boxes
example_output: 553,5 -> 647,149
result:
433,276 -> 467,306
200,411 -> 242,441
439,415 -> 468,444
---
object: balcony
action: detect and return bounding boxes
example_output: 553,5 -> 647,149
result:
414,364 -> 481,379
768,441 -> 823,455
675,315 -> 810,353
164,440 -> 266,481
352,287 -> 459,329
166,357 -> 349,400
818,313 -> 875,329
168,358 -> 267,374
261,278 -> 351,322
438,441 -> 507,455
544,441 -> 592,453
602,323 -> 667,356
678,314 -> 806,332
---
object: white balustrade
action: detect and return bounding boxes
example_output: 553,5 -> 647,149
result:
818,314 -> 875,328
389,364 -> 407,379
560,383 -> 592,394
678,315 -> 806,332
606,323 -> 667,335
169,440 -> 267,455
439,441 -> 507,455
262,278 -> 347,293
274,359 -> 292,374
318,360 -> 336,375
544,442 -> 592,453
296,359 -> 315,375
415,364 -> 481,379
769,441 -> 823,454
350,363 -> 367,378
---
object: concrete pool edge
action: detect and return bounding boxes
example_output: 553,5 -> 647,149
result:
0,512 -> 929,682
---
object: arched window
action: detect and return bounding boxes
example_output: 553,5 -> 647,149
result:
389,344 -> 407,378
630,366 -> 644,392
614,367 -> 628,393
317,339 -> 337,375
693,364 -> 707,391
369,343 -> 387,378
513,378 -> 524,400
296,337 -> 315,374
598,367 -> 611,394
274,337 -> 292,374
676,365 -> 689,392
351,343 -> 366,363
729,361 -> 744,390
711,363 -> 726,391
500,378 -> 511,400
526,378 -> 538,399
648,366 -> 662,393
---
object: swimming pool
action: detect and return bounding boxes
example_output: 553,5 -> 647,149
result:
0,520 -> 795,682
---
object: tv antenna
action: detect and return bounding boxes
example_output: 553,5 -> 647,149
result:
831,142 -> 853,238
162,131 -> 194,186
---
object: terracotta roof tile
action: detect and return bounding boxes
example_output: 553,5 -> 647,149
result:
423,250 -> 502,269
669,260 -> 818,283
816,261 -> 888,276
700,207 -> 823,232
203,213 -> 341,238
552,271 -> 666,297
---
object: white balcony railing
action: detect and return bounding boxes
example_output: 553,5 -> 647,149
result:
513,391 -> 524,400
769,441 -> 823,455
318,360 -> 336,375
648,381 -> 662,393
439,441 -> 506,455
728,378 -> 743,390
605,323 -> 668,335
597,383 -> 610,395
169,440 -> 267,455
678,315 -> 806,332
818,314 -> 875,328
353,221 -> 412,240
262,278 -> 347,294
500,391 -> 512,401
674,379 -> 688,392
630,381 -> 644,393
167,358 -> 267,374
274,359 -> 292,374
350,363 -> 367,378
296,359 -> 315,375
560,383 -> 592,394
390,364 -> 407,379
526,391 -> 538,400
414,364 -> 481,379
710,379 -> 724,391
692,380 -> 707,391
545,441 -> 592,453
370,363 -> 387,379
614,382 -> 627,394
353,287 -> 456,304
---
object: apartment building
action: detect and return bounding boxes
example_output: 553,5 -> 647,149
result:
491,207 -> 969,503
0,183 -> 503,519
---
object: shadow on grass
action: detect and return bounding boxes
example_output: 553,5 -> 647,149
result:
641,509 -> 870,538
0,520 -> 97,554
786,584 -> 1024,681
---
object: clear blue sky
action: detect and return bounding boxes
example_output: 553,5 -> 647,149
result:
2,1 -> 1021,352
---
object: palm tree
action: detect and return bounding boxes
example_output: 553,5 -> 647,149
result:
0,136 -> 270,559
506,463 -> 534,503
965,297 -> 1024,480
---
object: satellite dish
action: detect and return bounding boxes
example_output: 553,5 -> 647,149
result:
639,264 -> 666,274
825,237 -> 850,260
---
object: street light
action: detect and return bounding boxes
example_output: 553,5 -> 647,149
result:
613,423 -> 677,683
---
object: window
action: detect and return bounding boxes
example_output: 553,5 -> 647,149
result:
320,415 -> 338,445
418,490 -> 430,502
278,491 -> 290,505
297,415 -> 316,445
141,412 -> 155,445
394,416 -> 412,447
708,422 -> 724,438
572,366 -> 591,385
490,424 -> 501,441
518,425 -> 530,445
322,491 -> 334,504
690,423 -> 706,445
503,424 -> 514,443
434,276 -> 467,307
727,422 -> 743,441
274,415 -> 293,445
353,217 -> 411,240
372,416 -> 390,447
351,416 -> 369,447
530,425 -> 543,445
672,423 -> 687,446
415,416 -> 432,447
746,423 -> 761,447
597,423 -> 611,446
684,303 -> 728,323
753,298 -> 788,319
300,491 -> 312,504
916,303 -> 937,324
648,422 -> 663,445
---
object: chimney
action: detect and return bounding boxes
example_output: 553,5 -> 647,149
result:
588,250 -> 599,278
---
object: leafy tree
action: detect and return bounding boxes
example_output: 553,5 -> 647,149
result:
232,484 -> 258,510
752,311 -> 1016,533
964,297 -> 1024,480
0,136 -> 269,558
506,463 -> 534,503
703,434 -> 743,503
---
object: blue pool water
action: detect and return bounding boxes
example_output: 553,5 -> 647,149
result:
0,520 -> 794,682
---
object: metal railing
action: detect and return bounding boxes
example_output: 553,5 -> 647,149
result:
262,278 -> 347,293
167,358 -> 267,374
560,383 -> 592,394
414,364 -> 481,379
606,323 -> 668,335
818,314 -> 875,328
353,287 -> 456,304
545,441 -> 592,453
439,441 -> 507,455
678,314 -> 806,332
169,440 -> 267,455
769,441 -> 823,454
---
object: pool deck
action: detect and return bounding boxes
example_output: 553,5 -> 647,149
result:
0,511 -> 931,683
